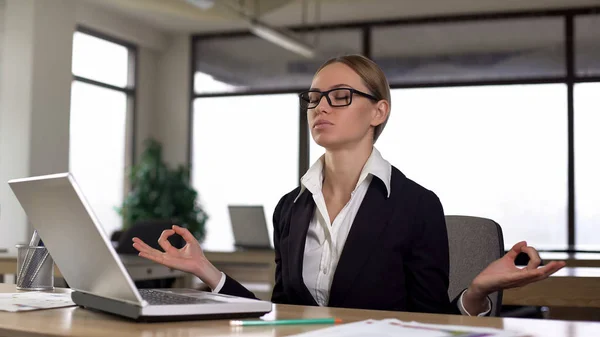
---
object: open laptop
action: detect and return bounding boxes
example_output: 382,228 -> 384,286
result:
8,173 -> 272,322
228,205 -> 272,250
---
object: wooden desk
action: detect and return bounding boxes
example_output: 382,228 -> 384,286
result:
504,267 -> 600,308
0,284 -> 599,337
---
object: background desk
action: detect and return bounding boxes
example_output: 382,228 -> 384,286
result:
0,251 -> 185,285
0,284 -> 599,337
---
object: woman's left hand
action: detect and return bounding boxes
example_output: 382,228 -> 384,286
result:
466,241 -> 566,301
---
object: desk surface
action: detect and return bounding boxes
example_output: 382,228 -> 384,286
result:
1,284 -> 600,337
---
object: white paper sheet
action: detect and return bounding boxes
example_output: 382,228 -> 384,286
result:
288,319 -> 526,337
0,292 -> 76,312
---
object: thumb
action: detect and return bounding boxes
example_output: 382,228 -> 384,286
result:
505,241 -> 527,261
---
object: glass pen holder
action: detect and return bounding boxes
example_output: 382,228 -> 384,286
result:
15,244 -> 54,291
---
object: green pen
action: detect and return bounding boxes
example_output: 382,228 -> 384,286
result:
230,317 -> 343,326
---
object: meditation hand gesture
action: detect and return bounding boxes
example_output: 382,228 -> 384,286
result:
132,225 -> 222,289
462,241 -> 566,314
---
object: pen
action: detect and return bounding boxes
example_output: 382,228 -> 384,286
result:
230,318 -> 343,326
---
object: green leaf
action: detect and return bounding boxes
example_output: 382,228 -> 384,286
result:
118,138 -> 208,241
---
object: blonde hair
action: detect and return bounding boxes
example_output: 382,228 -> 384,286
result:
315,54 -> 391,142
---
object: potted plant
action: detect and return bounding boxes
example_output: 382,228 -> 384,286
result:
115,138 -> 208,243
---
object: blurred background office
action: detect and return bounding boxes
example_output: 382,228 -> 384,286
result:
0,0 -> 598,309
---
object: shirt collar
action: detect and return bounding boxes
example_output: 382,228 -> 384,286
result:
294,147 -> 392,203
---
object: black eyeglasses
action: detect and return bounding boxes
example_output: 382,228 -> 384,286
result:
299,88 -> 379,109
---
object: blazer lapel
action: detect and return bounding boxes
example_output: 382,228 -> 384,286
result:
328,177 -> 395,306
287,191 -> 318,305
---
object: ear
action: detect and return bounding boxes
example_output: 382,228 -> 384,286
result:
370,100 -> 389,127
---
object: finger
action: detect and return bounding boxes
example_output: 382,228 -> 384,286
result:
138,251 -> 183,271
505,241 -> 527,260
537,261 -> 566,277
512,268 -> 553,288
132,238 -> 163,256
138,251 -> 166,266
500,270 -> 543,289
157,229 -> 177,254
132,237 -> 154,253
172,225 -> 198,245
132,237 -> 156,253
512,262 -> 566,288
521,246 -> 542,270
132,242 -> 161,257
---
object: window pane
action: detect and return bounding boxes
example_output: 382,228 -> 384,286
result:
576,15 -> 600,77
194,29 -> 362,94
575,83 -> 600,251
72,32 -> 129,88
311,84 -> 568,250
192,95 -> 299,251
372,18 -> 564,85
69,81 -> 127,237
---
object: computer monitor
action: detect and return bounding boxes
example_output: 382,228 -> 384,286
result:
228,205 -> 272,250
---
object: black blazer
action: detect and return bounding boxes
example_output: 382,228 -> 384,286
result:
220,166 -> 467,315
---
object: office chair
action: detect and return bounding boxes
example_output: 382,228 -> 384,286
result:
445,215 -> 504,317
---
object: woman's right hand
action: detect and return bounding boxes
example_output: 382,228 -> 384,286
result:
132,225 -> 223,289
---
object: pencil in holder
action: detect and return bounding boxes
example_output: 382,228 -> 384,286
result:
15,244 -> 54,291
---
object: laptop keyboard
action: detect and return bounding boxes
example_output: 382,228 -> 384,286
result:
139,289 -> 221,306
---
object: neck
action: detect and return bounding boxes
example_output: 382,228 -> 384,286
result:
322,139 -> 373,197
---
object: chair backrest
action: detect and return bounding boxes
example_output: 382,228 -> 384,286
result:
445,215 -> 504,317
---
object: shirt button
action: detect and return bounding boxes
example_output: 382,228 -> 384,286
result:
323,268 -> 328,275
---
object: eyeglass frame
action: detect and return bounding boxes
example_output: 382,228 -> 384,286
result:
299,87 -> 380,109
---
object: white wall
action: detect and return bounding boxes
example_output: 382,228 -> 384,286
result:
75,1 -> 167,51
0,1 -> 4,76
74,0 -> 189,166
0,0 -> 190,250
156,34 -> 191,167
136,48 -> 160,161
0,0 -> 75,249
75,0 -> 169,164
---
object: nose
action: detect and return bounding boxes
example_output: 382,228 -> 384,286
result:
314,95 -> 331,114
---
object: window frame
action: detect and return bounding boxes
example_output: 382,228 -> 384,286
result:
71,25 -> 139,230
73,26 -> 138,191
188,8 -> 600,252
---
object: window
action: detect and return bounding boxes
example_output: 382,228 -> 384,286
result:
194,9 -> 600,252
69,30 -> 135,237
192,94 -> 299,251
575,83 -> 600,251
576,15 -> 600,77
72,32 -> 129,87
372,18 -> 564,85
193,29 -> 362,94
311,84 -> 568,250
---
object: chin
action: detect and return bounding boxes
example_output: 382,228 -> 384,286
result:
312,133 -> 346,150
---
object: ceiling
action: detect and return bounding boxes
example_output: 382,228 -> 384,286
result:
75,0 -> 600,33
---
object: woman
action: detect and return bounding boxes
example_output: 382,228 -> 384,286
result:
132,54 -> 565,316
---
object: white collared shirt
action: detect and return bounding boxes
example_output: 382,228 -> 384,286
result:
297,147 -> 391,306
213,146 -> 489,316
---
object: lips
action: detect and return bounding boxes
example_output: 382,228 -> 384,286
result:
313,119 -> 333,128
